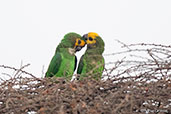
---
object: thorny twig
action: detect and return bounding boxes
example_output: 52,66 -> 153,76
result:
0,43 -> 170,113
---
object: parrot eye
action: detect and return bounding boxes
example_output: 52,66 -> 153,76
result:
85,38 -> 88,41
89,37 -> 93,41
78,40 -> 81,44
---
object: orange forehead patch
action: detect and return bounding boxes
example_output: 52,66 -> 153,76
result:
88,32 -> 99,39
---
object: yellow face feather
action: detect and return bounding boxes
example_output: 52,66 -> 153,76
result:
87,32 -> 99,39
86,32 -> 99,44
74,38 -> 85,47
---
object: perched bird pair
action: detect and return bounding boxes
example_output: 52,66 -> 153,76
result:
45,32 -> 105,80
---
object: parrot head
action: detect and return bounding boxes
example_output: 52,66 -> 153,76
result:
61,32 -> 86,53
82,32 -> 105,54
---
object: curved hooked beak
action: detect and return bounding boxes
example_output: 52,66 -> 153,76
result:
75,46 -> 83,52
82,34 -> 88,43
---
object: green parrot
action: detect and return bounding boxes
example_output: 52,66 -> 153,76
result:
45,32 -> 85,80
77,32 -> 105,80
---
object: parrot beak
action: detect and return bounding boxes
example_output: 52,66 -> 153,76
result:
82,34 -> 88,43
75,46 -> 82,52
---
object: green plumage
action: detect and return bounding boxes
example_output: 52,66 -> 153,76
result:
45,32 -> 82,80
77,33 -> 105,80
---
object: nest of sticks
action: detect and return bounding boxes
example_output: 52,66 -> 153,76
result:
0,43 -> 171,114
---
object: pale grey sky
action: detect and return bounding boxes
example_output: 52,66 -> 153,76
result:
0,0 -> 171,78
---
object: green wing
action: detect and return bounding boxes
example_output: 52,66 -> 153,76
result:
45,52 -> 62,77
77,55 -> 84,74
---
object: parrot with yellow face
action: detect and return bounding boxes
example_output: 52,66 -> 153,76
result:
45,32 -> 85,80
77,32 -> 105,80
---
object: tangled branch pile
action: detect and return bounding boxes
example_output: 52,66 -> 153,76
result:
0,43 -> 171,114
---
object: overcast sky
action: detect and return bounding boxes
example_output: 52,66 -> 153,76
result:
0,0 -> 171,79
